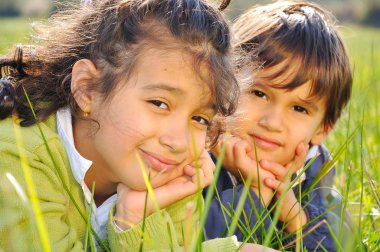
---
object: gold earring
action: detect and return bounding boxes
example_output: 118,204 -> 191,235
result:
83,111 -> 90,117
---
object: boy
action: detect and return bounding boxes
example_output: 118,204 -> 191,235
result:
204,1 -> 355,251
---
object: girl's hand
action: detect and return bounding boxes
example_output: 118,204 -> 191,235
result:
213,135 -> 275,205
261,142 -> 309,232
114,149 -> 214,230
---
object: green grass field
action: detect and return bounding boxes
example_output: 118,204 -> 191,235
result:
0,17 -> 379,250
325,24 -> 380,250
0,18 -> 33,55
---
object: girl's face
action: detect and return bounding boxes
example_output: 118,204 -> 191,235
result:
74,49 -> 215,192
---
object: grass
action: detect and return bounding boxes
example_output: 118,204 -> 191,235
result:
325,24 -> 380,251
0,17 -> 379,251
0,18 -> 33,55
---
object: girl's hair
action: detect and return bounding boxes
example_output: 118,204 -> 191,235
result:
0,0 -> 239,139
233,0 -> 352,127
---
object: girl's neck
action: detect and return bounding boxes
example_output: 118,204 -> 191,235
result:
73,118 -> 116,206
84,167 -> 116,206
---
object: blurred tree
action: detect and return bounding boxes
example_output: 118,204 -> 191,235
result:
0,0 -> 21,16
362,0 -> 380,26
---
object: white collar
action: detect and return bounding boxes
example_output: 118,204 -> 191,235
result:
56,108 -> 92,186
56,108 -> 117,239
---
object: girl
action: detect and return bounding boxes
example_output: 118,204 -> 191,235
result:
0,0 -> 254,251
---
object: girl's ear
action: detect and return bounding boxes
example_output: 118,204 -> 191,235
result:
310,123 -> 333,146
71,59 -> 100,114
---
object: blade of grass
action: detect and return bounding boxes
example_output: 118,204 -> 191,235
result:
138,180 -> 150,252
22,86 -> 109,251
189,124 -> 203,252
12,114 -> 51,252
197,138 -> 227,248
87,181 -> 96,252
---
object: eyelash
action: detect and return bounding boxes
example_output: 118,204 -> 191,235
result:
251,89 -> 268,99
251,89 -> 310,114
293,105 -> 308,114
149,99 -> 168,110
149,99 -> 211,127
192,115 -> 210,126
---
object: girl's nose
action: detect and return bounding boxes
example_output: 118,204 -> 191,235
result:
159,120 -> 189,153
258,108 -> 284,132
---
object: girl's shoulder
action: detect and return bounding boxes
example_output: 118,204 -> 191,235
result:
0,114 -> 61,153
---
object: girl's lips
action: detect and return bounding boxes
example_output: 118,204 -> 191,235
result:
253,134 -> 282,150
139,150 -> 179,172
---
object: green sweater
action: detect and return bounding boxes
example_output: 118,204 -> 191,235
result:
0,115 -> 238,251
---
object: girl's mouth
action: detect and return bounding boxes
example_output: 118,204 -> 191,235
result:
139,149 -> 180,172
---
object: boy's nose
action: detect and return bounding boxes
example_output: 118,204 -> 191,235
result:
258,108 -> 284,132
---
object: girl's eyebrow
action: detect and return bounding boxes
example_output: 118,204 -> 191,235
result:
141,83 -> 184,95
142,83 -> 216,114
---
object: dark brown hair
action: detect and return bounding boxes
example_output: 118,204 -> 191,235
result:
0,0 -> 239,136
233,0 -> 352,127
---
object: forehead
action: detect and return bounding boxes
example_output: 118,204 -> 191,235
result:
255,58 -> 301,87
132,47 -> 213,102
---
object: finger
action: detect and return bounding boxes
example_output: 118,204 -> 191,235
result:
202,160 -> 214,186
233,139 -> 254,173
199,149 -> 216,172
194,168 -> 208,187
222,135 -> 242,159
149,177 -> 196,210
264,177 -> 286,194
184,164 -> 197,177
286,142 -> 308,173
260,159 -> 288,181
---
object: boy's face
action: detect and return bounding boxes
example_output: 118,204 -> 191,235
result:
230,65 -> 331,165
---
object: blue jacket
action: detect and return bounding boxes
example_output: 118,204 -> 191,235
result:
204,145 -> 356,251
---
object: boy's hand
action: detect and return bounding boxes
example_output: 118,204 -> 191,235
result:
261,142 -> 309,232
213,135 -> 275,205
114,149 -> 214,230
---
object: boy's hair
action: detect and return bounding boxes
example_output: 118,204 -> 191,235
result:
233,0 -> 352,127
0,0 -> 238,140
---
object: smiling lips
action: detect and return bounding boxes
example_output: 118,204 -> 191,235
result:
252,134 -> 282,150
139,149 -> 180,172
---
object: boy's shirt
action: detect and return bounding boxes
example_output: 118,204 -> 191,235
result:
204,145 -> 356,252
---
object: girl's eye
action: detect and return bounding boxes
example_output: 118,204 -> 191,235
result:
293,105 -> 308,114
251,89 -> 267,99
149,100 -> 168,110
192,116 -> 210,127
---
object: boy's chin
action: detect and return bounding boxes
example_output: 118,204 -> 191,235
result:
256,152 -> 291,167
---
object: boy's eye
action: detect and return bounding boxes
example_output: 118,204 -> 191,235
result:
149,100 -> 168,109
192,115 -> 210,126
293,105 -> 308,114
251,89 -> 267,99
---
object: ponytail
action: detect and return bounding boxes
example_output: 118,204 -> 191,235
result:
0,79 -> 17,119
0,45 -> 26,120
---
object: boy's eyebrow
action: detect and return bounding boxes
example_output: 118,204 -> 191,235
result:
141,83 -> 184,95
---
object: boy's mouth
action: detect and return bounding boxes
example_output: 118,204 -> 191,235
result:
252,134 -> 282,151
138,149 -> 180,172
